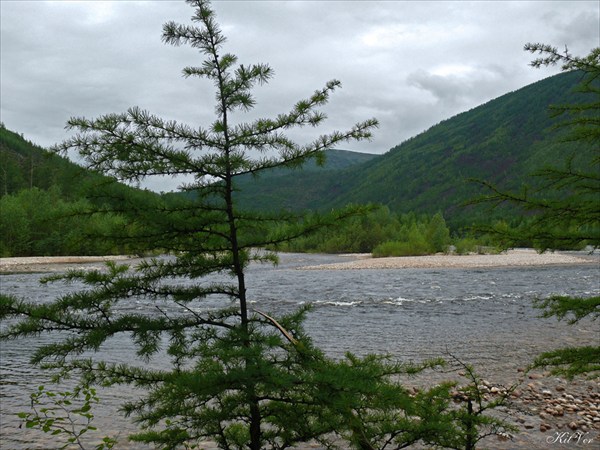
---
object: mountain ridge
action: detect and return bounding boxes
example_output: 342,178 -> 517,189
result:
2,70 -> 593,229
235,70 -> 594,225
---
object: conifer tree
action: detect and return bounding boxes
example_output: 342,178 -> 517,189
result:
0,1 -> 384,448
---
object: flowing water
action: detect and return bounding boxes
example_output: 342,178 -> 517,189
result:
1,252 -> 599,449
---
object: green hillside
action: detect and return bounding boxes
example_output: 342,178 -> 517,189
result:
0,124 -> 97,198
234,149 -> 376,210
0,125 -> 157,256
1,70 -> 594,256
236,71 -> 594,226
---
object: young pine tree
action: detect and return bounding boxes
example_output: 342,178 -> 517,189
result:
1,1 -> 380,448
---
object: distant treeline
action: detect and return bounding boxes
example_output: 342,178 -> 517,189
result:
1,187 -> 589,258
271,206 -> 503,256
0,124 -> 590,257
0,125 -> 152,257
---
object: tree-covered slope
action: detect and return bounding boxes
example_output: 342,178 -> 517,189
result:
0,124 -> 95,198
234,149 -> 376,210
237,71 -> 594,225
0,124 -> 160,256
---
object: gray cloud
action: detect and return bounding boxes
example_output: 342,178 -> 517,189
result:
1,1 -> 598,191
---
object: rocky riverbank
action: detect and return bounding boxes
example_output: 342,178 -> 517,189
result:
426,369 -> 600,449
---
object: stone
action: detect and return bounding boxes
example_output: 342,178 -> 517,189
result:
497,432 -> 511,441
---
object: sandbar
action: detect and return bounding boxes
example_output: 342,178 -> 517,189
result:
297,248 -> 598,270
0,255 -> 134,273
1,249 -> 597,274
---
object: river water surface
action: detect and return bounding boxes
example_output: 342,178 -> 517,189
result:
1,252 -> 598,449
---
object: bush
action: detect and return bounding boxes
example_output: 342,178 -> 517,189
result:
373,240 -> 431,257
454,237 -> 480,255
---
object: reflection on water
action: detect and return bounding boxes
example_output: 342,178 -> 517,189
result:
1,253 -> 599,448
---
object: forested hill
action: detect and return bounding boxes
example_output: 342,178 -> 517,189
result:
0,125 -> 96,198
0,124 -> 375,200
233,149 -> 377,211
0,125 -> 157,256
236,70 -> 594,225
1,70 -> 592,228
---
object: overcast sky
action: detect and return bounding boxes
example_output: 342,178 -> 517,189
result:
1,1 -> 598,164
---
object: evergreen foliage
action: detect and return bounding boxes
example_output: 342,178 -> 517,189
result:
0,124 -> 165,257
0,124 -> 99,199
0,126 -> 378,257
0,1 -> 460,448
532,294 -> 600,379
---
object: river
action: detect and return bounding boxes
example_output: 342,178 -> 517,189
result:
1,252 -> 598,449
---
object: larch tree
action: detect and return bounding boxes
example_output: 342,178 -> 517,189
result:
0,0 -> 381,448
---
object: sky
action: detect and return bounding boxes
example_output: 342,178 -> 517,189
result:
1,0 -> 599,189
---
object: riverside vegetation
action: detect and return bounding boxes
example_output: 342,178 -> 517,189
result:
1,1 -> 599,448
